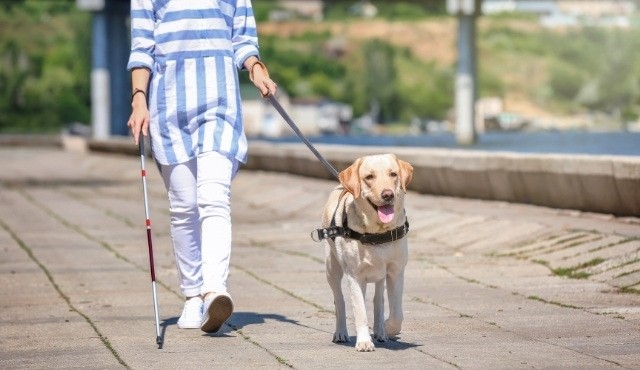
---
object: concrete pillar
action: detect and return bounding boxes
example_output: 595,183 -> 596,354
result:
106,2 -> 131,137
78,0 -> 130,138
91,11 -> 110,140
455,14 -> 477,145
447,0 -> 481,145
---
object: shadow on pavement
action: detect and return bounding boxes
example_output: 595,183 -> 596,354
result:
0,178 -> 130,188
228,311 -> 301,330
157,316 -> 178,349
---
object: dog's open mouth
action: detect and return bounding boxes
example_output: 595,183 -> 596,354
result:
367,199 -> 395,224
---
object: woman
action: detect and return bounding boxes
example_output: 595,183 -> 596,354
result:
127,0 -> 277,333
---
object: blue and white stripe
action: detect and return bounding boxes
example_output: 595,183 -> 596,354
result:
128,0 -> 258,165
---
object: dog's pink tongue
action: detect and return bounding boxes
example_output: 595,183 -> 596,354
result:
377,205 -> 395,223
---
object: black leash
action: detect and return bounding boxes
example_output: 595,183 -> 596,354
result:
266,94 -> 340,180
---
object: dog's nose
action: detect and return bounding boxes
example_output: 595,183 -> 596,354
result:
381,189 -> 394,202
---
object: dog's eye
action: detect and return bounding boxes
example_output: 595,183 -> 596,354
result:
389,172 -> 398,178
365,174 -> 375,181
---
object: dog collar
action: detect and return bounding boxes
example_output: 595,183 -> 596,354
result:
311,219 -> 409,245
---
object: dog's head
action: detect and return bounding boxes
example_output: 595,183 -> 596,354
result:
339,154 -> 413,225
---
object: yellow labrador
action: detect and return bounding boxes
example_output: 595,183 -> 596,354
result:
319,154 -> 413,351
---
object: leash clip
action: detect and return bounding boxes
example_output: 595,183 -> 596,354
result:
310,229 -> 324,242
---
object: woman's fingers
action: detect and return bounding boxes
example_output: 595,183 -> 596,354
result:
128,112 -> 149,145
257,78 -> 277,97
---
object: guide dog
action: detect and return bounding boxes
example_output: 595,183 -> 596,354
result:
318,154 -> 413,351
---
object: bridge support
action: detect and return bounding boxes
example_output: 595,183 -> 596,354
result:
77,0 -> 130,139
448,0 -> 481,145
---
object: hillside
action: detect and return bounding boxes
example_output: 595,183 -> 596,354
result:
260,18 -> 458,66
259,16 -> 639,128
259,18 -> 542,120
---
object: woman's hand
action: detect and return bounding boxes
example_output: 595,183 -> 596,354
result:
127,93 -> 150,145
246,57 -> 277,97
128,68 -> 152,145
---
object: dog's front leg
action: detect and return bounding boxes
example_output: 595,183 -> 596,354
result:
372,279 -> 388,342
385,270 -> 404,338
326,248 -> 348,342
346,275 -> 375,351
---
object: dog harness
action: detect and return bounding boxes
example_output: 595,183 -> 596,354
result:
311,194 -> 409,245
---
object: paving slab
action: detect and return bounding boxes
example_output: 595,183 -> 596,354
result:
0,147 -> 639,369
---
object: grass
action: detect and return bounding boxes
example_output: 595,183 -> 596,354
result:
527,295 -> 581,309
552,268 -> 590,279
621,287 -> 640,294
551,258 -> 605,279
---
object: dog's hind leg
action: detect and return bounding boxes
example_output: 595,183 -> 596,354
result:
326,247 -> 349,343
385,270 -> 404,338
372,279 -> 388,342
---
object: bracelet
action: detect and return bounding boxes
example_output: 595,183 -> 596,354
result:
131,88 -> 147,103
249,60 -> 269,82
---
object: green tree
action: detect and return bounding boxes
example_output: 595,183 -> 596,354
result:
549,61 -> 584,101
0,0 -> 90,133
400,63 -> 454,121
592,32 -> 639,118
362,39 -> 399,123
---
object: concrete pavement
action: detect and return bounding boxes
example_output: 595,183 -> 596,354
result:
0,146 -> 639,369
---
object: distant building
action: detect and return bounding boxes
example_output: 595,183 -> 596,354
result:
482,0 -> 635,16
241,86 -> 353,138
349,0 -> 378,19
483,0 -> 635,28
557,1 -> 635,17
272,0 -> 324,21
482,0 -> 557,15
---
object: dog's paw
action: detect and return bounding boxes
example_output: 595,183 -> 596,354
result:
332,331 -> 349,343
384,319 -> 402,337
355,340 -> 375,352
373,330 -> 389,342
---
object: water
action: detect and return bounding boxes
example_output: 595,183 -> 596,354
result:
255,131 -> 640,157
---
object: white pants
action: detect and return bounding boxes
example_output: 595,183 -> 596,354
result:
159,151 -> 239,298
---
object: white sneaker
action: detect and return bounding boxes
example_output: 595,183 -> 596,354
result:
200,292 -> 233,333
177,296 -> 203,329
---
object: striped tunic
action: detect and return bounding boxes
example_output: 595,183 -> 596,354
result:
127,0 -> 260,165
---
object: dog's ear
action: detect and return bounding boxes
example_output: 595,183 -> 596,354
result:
339,158 -> 362,198
397,159 -> 414,192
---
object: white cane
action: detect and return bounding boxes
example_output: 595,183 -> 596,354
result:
138,138 -> 162,346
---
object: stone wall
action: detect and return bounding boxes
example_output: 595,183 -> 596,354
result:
244,141 -> 640,217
